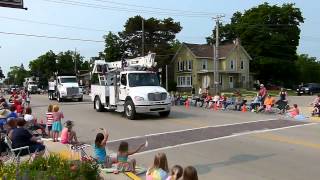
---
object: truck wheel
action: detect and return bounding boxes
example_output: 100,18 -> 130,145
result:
78,97 -> 83,102
94,96 -> 104,112
57,93 -> 63,102
125,100 -> 136,120
159,111 -> 170,117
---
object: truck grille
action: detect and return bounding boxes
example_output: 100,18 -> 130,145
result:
148,92 -> 167,101
67,87 -> 79,96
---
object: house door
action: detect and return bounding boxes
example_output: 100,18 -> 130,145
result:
229,76 -> 234,89
202,75 -> 210,89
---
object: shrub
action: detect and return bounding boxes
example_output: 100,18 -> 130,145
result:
0,154 -> 100,180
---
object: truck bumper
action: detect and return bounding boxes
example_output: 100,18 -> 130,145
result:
135,103 -> 171,113
61,95 -> 83,99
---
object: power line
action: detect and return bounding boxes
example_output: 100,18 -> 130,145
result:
39,0 -> 219,18
0,31 -> 104,43
89,0 -> 221,15
0,16 -> 106,32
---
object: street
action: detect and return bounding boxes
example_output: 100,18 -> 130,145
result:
30,94 -> 320,180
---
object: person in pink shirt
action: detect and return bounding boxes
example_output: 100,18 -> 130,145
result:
52,105 -> 64,142
287,104 -> 300,117
60,120 -> 78,144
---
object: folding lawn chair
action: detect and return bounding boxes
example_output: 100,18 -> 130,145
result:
3,135 -> 33,164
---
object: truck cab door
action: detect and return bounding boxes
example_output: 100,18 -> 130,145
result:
119,74 -> 127,101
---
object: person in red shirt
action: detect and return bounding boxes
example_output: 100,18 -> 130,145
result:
259,84 -> 268,103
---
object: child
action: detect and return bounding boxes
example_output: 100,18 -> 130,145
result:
60,120 -> 78,144
287,104 -> 300,118
52,105 -> 64,142
94,128 -> 113,167
117,141 -> 145,172
146,152 -> 169,180
182,166 -> 198,180
166,165 -> 183,180
46,104 -> 54,138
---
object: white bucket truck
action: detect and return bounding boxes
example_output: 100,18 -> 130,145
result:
90,53 -> 171,120
48,74 -> 83,102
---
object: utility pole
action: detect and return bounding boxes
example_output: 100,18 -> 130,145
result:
212,15 -> 225,94
74,48 -> 77,76
141,18 -> 145,56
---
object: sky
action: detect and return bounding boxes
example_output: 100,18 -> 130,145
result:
0,0 -> 319,76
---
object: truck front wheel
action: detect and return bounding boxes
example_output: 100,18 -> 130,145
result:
159,111 -> 170,117
57,93 -> 63,102
94,96 -> 104,112
125,100 -> 136,120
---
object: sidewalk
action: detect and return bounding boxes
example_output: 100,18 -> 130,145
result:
43,141 -> 132,180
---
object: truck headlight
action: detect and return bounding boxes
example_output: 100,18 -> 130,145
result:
305,88 -> 309,91
134,96 -> 144,101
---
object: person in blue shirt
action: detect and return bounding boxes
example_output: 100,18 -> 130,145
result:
7,106 -> 18,119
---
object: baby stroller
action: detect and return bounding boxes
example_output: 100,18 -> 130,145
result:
276,100 -> 290,114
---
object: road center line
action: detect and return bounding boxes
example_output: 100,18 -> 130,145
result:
133,122 -> 317,156
108,118 -> 279,143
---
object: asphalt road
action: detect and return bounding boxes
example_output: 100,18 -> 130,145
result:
29,94 -> 320,180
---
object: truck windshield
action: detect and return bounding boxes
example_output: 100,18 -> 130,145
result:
60,78 -> 77,83
128,73 -> 160,87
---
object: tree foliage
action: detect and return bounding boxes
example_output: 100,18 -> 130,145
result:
99,31 -> 124,62
100,16 -> 182,68
295,54 -> 320,84
207,3 -> 304,86
6,64 -> 29,86
0,67 -> 5,79
28,50 -> 88,88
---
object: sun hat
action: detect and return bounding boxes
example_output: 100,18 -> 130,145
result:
0,109 -> 9,118
64,120 -> 74,128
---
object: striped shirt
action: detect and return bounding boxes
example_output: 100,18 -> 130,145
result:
46,112 -> 54,126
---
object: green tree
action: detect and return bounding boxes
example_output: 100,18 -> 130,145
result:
6,64 -> 29,86
295,54 -> 320,84
0,66 -> 5,79
119,15 -> 182,67
29,50 -> 57,88
207,3 -> 304,86
99,31 -> 124,62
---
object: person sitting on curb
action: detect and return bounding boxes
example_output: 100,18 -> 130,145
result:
287,104 -> 300,118
60,120 -> 79,145
146,152 -> 169,180
24,107 -> 47,137
258,94 -> 275,113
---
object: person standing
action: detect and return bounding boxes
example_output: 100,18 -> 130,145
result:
259,84 -> 267,103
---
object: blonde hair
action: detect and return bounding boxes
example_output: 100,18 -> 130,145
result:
48,104 -> 53,112
148,153 -> 169,175
53,105 -> 60,112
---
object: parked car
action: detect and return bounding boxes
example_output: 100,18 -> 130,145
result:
296,83 -> 320,95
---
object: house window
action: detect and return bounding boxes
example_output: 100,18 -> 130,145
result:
177,62 -> 180,72
240,60 -> 244,69
202,59 -> 208,70
188,60 -> 192,71
179,61 -> 183,71
230,60 -> 234,70
177,76 -> 192,87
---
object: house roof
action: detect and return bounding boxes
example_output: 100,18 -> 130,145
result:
184,43 -> 236,59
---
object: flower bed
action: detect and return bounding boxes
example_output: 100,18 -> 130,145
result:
0,155 -> 100,180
